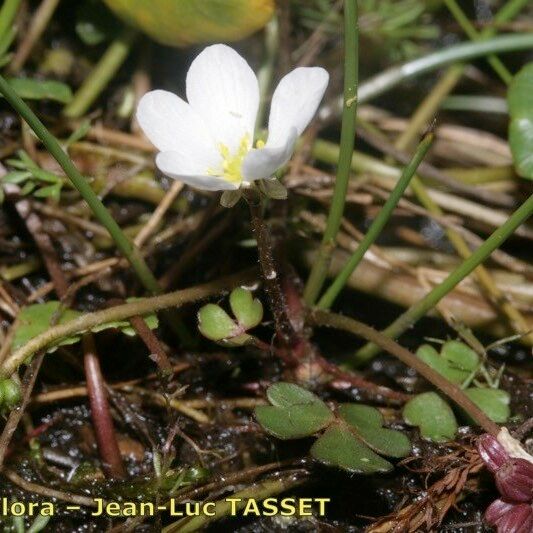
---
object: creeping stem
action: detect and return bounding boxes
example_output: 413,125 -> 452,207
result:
0,270 -> 256,377
309,309 -> 501,436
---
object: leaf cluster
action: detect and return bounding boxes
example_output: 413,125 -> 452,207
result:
255,382 -> 411,474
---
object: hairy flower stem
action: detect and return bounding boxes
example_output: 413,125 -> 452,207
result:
309,309 -> 500,436
83,335 -> 126,479
245,192 -> 296,345
303,0 -> 358,304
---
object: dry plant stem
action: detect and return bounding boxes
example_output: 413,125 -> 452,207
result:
30,362 -> 190,403
173,461 -> 289,502
1,270 -> 257,377
393,0 -> 528,152
165,475 -> 307,533
367,131 -> 533,343
134,181 -> 183,248
408,179 -> 533,345
309,309 -> 500,436
357,125 -> 512,207
8,0 -> 60,73
1,467 -> 98,507
12,196 -> 69,297
356,192 -> 533,362
159,208 -> 231,290
246,194 -> 296,344
83,335 -> 126,479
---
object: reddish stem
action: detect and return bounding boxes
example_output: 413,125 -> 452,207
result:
83,335 -> 126,478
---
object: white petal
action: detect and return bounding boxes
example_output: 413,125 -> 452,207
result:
137,90 -> 219,171
156,152 -> 237,191
242,128 -> 298,181
186,44 -> 259,154
266,67 -> 329,148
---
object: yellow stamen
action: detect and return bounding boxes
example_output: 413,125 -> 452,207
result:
209,134 -> 251,185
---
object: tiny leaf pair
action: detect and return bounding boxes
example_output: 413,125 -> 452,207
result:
255,383 -> 411,474
198,287 -> 263,346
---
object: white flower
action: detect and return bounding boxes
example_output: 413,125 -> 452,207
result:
137,44 -> 329,191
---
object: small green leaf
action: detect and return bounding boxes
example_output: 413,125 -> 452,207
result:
509,118 -> 533,178
197,303 -> 237,341
1,170 -> 32,184
12,301 -> 159,356
20,181 -> 36,195
464,388 -> 510,423
311,424 -> 393,474
403,392 -> 457,442
34,183 -> 62,201
255,383 -> 334,439
12,302 -> 82,353
5,78 -> 73,104
266,382 -> 323,409
338,404 -> 411,458
416,344 -> 469,384
441,340 -> 479,372
416,341 -> 478,385
31,167 -> 62,184
508,63 -> 533,117
229,287 -> 263,330
0,378 -> 22,408
508,63 -> 533,179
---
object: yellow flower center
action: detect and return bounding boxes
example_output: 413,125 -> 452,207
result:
208,134 -> 251,185
208,135 -> 266,186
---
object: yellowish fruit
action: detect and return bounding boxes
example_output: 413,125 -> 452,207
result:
102,0 -> 275,47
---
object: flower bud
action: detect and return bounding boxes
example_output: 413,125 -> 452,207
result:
485,499 -> 533,532
495,458 -> 533,503
478,434 -> 509,474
